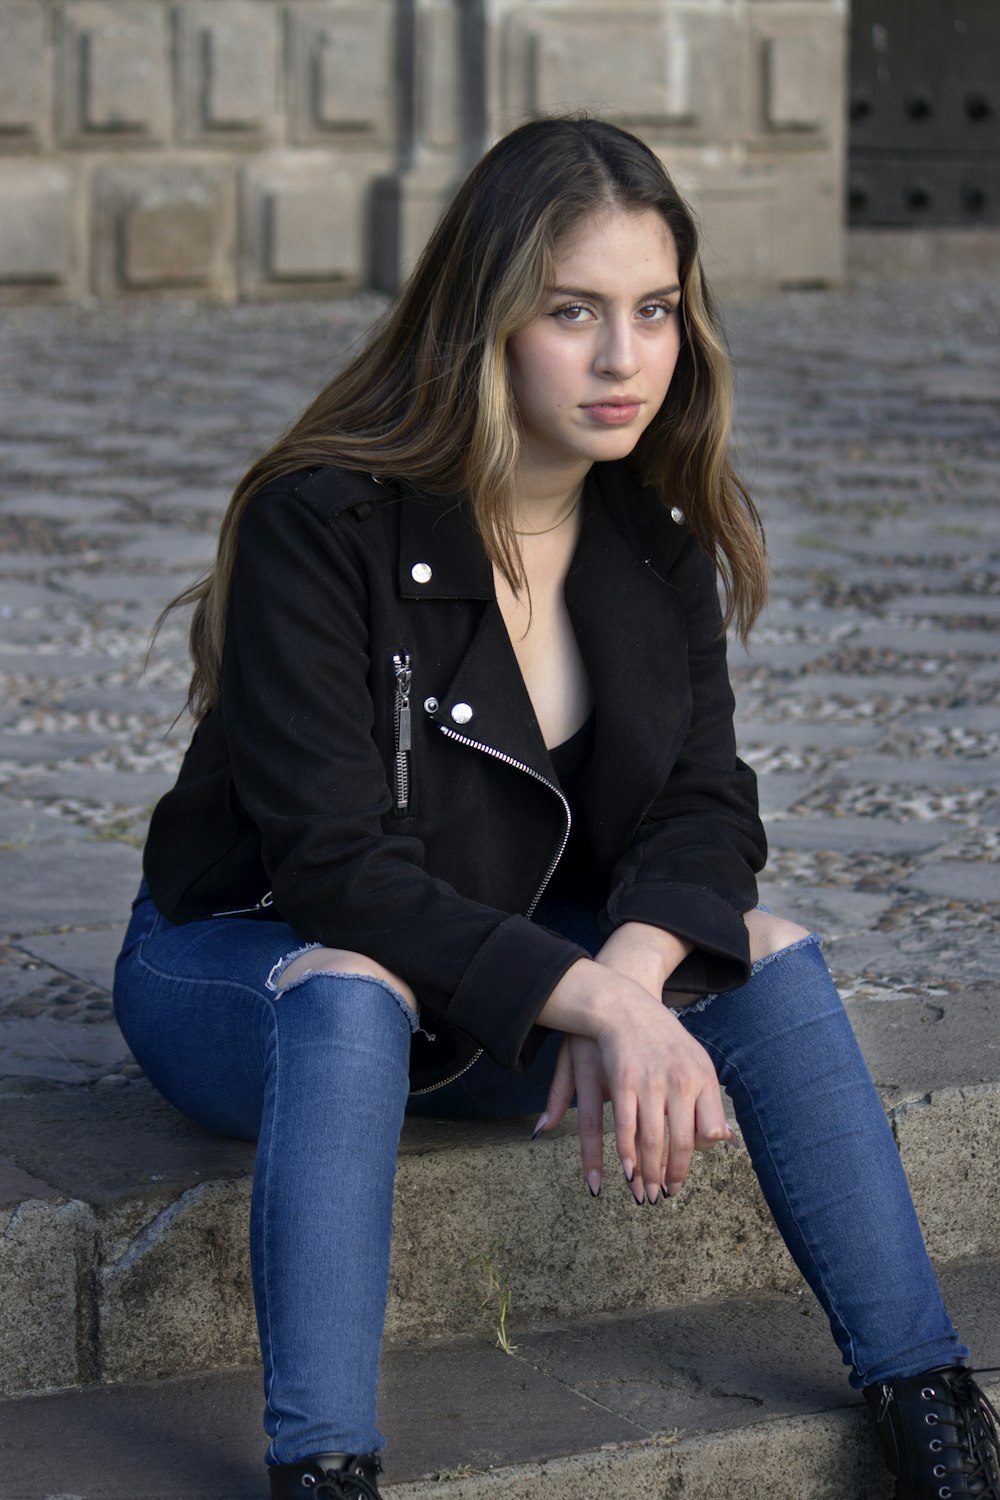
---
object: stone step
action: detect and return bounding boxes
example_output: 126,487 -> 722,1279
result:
2,980 -> 999,1400
3,1255 -> 998,1500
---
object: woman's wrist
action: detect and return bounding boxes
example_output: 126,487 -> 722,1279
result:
597,920 -> 694,998
535,957 -> 620,1038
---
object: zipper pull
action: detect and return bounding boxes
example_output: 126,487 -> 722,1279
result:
392,653 -> 412,812
877,1385 -> 894,1425
393,654 -> 412,748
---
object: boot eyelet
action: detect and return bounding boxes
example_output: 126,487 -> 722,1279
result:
929,1440 -> 943,1452
925,1413 -> 939,1424
933,1466 -> 946,1477
921,1386 -> 937,1399
939,1489 -> 952,1499
302,1480 -> 317,1490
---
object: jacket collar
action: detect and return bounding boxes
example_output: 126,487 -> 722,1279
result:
396,463 -> 695,862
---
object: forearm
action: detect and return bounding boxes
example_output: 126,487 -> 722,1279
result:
597,920 -> 693,1000
536,920 -> 694,1038
535,957 -> 627,1037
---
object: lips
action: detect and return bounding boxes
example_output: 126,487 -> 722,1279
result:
581,398 -> 643,425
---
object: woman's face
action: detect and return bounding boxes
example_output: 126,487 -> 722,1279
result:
506,207 -> 682,491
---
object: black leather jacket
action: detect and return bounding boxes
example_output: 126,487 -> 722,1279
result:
143,460 -> 766,1091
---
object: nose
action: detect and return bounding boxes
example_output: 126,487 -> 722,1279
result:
594,315 -> 640,380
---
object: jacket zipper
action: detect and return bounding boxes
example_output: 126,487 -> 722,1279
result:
409,723 -> 572,1095
212,891 -> 274,917
392,652 -> 412,814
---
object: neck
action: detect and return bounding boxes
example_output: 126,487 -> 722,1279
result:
512,462 -> 590,535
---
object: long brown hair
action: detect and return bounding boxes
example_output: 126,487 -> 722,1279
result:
169,116 -> 767,719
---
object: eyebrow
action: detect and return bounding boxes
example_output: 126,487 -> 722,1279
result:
548,283 -> 681,301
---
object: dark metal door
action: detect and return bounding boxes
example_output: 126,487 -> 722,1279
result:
849,0 -> 1000,225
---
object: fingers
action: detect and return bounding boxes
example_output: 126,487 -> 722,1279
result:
535,1037 -> 575,1137
533,1038 -> 607,1197
572,1043 -> 606,1197
661,1087 -> 734,1196
613,1096 -> 643,1205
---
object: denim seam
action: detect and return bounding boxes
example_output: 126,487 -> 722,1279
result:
135,950 -> 275,1001
695,940 -> 860,1379
259,986 -> 282,1461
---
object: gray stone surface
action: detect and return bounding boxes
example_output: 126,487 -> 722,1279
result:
1,1257 -> 997,1498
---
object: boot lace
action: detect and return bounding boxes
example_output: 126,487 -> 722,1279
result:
926,1368 -> 1000,1499
303,1462 -> 382,1499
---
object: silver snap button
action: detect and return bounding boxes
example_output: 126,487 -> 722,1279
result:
410,562 -> 432,584
670,506 -> 684,525
451,702 -> 473,725
423,696 -> 439,714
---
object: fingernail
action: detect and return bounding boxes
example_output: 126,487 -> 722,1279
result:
587,1169 -> 602,1198
667,1181 -> 682,1198
621,1157 -> 634,1183
531,1112 -> 549,1140
646,1182 -> 660,1205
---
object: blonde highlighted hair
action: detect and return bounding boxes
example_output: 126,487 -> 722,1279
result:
169,116 -> 767,718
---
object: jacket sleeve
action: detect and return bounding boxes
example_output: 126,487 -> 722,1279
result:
221,481 -> 587,1068
603,534 -> 767,996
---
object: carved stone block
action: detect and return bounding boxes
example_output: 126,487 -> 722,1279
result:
286,2 -> 393,144
502,6 -> 739,144
749,11 -> 846,146
0,165 -> 75,287
59,1 -> 171,145
764,33 -> 824,131
92,164 -> 236,294
176,1 -> 280,144
0,2 -> 49,149
242,151 -> 385,292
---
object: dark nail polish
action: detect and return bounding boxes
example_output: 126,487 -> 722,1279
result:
588,1183 -> 601,1198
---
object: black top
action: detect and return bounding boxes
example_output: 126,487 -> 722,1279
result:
546,713 -> 603,906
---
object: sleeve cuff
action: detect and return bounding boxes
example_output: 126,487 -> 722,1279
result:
605,879 -> 752,995
446,915 -> 589,1070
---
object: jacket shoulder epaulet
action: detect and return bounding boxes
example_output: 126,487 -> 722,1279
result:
288,465 -> 384,524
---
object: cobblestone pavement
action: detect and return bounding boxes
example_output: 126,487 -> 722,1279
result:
0,280 -> 997,1090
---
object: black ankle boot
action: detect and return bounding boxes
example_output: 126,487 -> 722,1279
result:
864,1365 -> 1000,1498
269,1452 -> 383,1499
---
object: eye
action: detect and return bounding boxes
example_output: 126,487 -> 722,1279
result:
637,301 -> 675,322
550,303 -> 595,323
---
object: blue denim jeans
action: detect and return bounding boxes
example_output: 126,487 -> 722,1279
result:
113,886 -> 967,1466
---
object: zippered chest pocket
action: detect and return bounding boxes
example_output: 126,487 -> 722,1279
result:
391,652 -> 412,815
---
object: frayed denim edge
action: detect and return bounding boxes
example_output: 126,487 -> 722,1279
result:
265,943 -> 424,1037
667,931 -> 823,1019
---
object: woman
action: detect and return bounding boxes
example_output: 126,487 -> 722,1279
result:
114,117 -> 998,1499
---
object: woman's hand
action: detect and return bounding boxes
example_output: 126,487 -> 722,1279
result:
534,949 -> 732,1203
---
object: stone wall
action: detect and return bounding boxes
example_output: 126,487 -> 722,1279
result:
0,0 -> 849,304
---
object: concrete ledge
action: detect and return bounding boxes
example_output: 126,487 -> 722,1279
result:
2,1259 -> 997,1498
1,1073 -> 999,1394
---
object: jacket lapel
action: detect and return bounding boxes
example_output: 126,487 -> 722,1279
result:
395,463 -> 695,843
397,487 -> 555,780
566,466 -> 693,868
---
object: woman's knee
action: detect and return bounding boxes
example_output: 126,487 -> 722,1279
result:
272,946 -> 418,1011
744,909 -> 811,964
